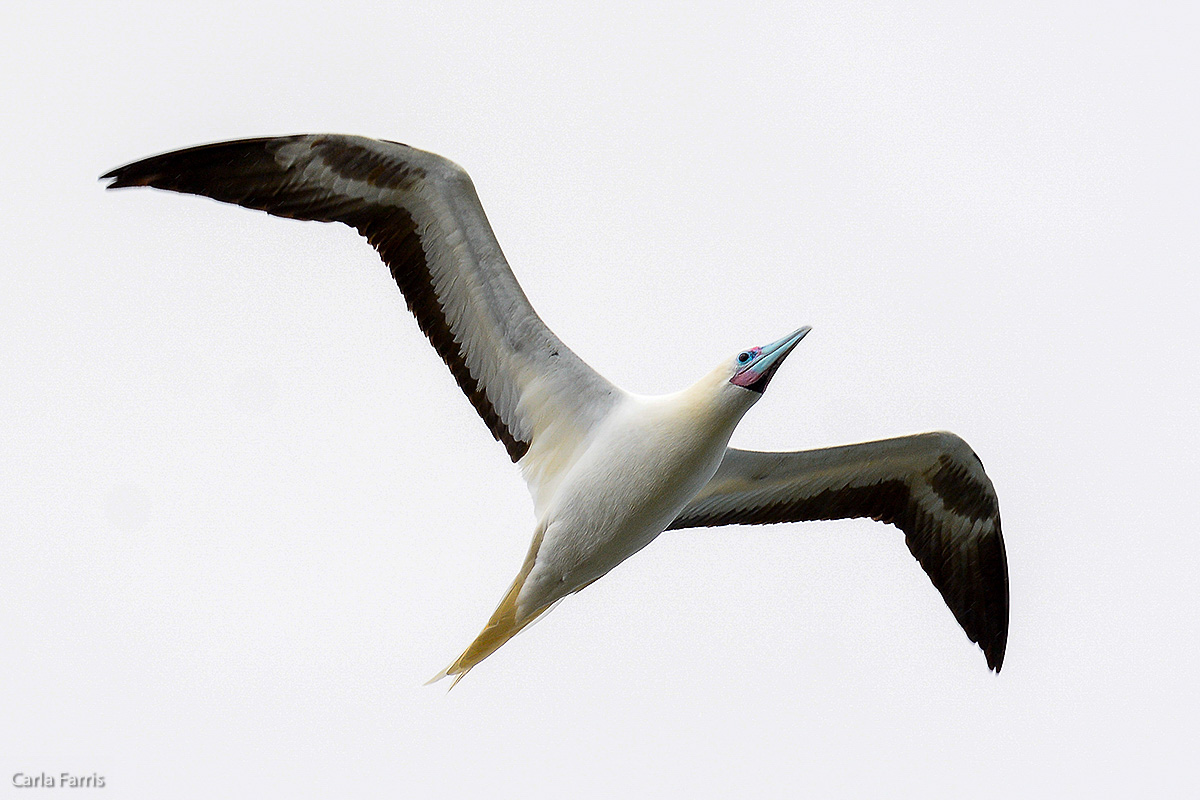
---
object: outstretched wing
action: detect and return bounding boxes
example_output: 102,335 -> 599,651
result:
668,431 -> 1008,671
103,135 -> 620,473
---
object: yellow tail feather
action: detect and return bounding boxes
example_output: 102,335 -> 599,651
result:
427,531 -> 549,688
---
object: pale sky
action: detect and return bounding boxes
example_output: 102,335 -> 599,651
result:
3,2 -> 1197,797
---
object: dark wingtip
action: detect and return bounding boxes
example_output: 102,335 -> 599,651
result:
986,520 -> 1009,673
100,163 -> 150,189
988,640 -> 1006,672
99,136 -> 300,192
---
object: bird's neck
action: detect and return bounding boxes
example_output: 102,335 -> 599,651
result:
669,363 -> 759,437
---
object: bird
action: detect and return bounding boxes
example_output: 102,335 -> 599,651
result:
102,134 -> 1009,684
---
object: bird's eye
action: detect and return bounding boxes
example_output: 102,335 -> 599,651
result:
737,351 -> 752,364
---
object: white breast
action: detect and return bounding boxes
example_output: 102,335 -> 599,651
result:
515,387 -> 750,617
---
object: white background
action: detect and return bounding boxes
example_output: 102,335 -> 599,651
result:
3,2 -> 1197,797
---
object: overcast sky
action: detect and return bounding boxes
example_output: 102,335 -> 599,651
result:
3,2 -> 1197,797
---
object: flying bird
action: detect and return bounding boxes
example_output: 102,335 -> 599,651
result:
102,135 -> 1008,683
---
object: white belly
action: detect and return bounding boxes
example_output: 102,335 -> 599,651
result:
516,394 -> 740,616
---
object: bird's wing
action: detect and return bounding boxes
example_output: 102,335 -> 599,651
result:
667,431 -> 1008,671
103,135 -> 620,472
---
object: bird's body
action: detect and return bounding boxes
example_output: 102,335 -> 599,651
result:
103,134 -> 1009,683
437,358 -> 771,680
525,372 -> 754,617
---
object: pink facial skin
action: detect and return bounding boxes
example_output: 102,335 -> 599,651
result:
730,369 -> 760,388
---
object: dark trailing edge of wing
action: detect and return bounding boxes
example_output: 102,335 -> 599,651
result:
102,136 -> 531,461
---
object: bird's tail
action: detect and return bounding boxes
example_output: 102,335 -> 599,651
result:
427,534 -> 548,688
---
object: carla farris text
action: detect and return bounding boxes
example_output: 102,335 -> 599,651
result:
13,773 -> 105,789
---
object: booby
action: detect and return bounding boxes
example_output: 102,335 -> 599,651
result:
102,134 -> 1009,683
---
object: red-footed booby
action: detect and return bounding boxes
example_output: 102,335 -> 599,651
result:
102,135 -> 1009,684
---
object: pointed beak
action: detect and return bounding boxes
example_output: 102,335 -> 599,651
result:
731,326 -> 811,394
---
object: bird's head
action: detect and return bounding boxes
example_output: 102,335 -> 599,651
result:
727,326 -> 811,395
